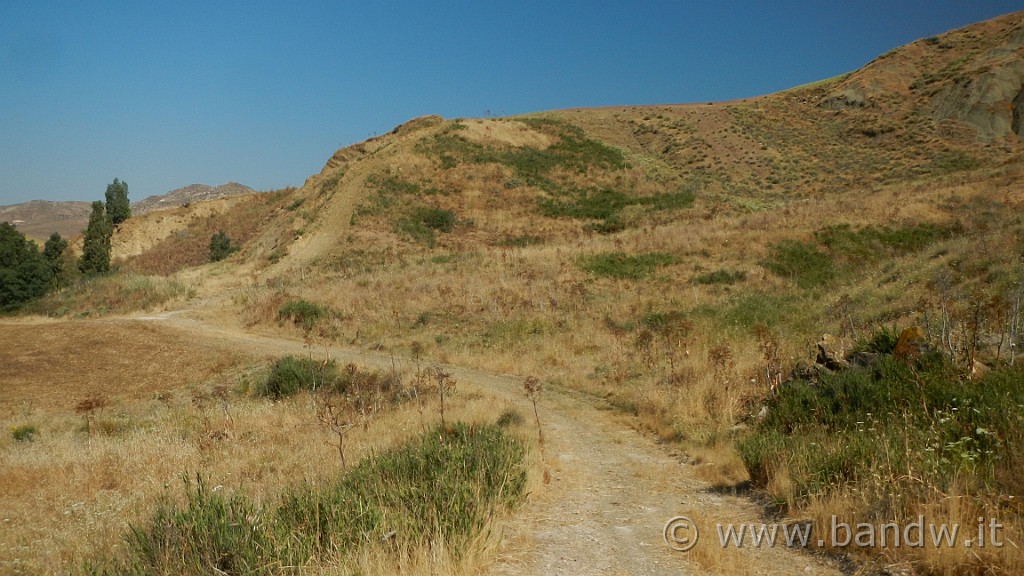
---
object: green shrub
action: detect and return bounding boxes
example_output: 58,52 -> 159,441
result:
96,424 -> 526,574
278,423 -> 526,554
277,299 -> 330,332
207,231 -> 237,262
852,325 -> 900,354
396,206 -> 457,246
579,252 -> 678,280
814,223 -> 957,264
258,355 -> 337,399
691,269 -> 747,285
11,424 -> 38,442
739,358 -> 1024,506
121,476 -> 272,575
539,188 -> 695,233
417,118 -> 627,194
763,240 -> 835,288
412,206 -> 455,232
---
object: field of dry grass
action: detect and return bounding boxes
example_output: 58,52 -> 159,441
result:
0,319 -> 540,575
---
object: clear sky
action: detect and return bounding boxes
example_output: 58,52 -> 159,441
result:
1,1 -> 1021,204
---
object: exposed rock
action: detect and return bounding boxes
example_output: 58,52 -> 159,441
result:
847,351 -> 880,368
893,327 -> 930,361
969,359 -> 991,380
816,334 -> 850,371
790,360 -> 821,381
819,87 -> 869,110
930,56 -> 1024,141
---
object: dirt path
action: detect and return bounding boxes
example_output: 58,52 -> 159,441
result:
130,312 -> 843,576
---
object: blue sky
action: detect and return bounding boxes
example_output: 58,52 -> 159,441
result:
1,1 -> 1021,204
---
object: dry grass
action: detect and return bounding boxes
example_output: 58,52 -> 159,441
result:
9,41 -> 1024,572
210,112 -> 1023,574
0,319 -> 538,575
121,190 -> 292,276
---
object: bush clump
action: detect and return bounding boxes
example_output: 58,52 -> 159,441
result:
739,355 -> 1024,507
11,424 -> 38,442
258,355 -> 337,399
691,269 -> 747,285
579,252 -> 679,280
277,299 -> 331,332
94,424 -> 526,574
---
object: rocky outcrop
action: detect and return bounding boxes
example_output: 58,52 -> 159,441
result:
132,182 -> 256,215
931,60 -> 1024,141
816,334 -> 851,370
893,326 -> 930,361
928,22 -> 1024,141
819,87 -> 869,110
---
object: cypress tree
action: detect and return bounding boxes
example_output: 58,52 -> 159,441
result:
105,178 -> 131,226
80,201 -> 113,275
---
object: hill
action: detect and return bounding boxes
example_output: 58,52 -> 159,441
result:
0,182 -> 257,243
0,200 -> 92,242
131,182 -> 257,214
12,11 -> 1024,576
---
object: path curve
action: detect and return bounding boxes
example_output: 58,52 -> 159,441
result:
133,312 -> 843,576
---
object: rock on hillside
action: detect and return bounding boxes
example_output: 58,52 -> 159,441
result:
132,182 -> 256,215
820,11 -> 1024,141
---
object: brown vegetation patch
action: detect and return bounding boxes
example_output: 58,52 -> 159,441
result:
0,319 -> 246,415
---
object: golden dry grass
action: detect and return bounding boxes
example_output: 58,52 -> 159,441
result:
0,319 -> 540,575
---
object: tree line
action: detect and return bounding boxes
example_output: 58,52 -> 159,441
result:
0,178 -> 131,311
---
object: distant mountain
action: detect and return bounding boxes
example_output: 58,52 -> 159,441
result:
132,182 -> 256,215
0,182 -> 257,241
0,200 -> 92,242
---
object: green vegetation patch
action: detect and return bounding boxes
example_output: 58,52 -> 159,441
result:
539,188 -> 695,233
739,351 -> 1024,508
763,240 -> 836,289
358,174 -> 459,246
813,223 -> 959,264
397,206 -> 457,246
93,424 -> 526,574
418,118 -> 627,192
764,222 -> 958,289
277,299 -> 332,332
10,424 -> 38,442
692,291 -> 802,332
257,355 -> 338,399
256,356 -> 404,405
31,274 -> 191,317
691,268 -> 747,285
579,252 -> 679,280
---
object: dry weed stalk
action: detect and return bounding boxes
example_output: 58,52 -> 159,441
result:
755,326 -> 783,395
315,392 -> 356,470
523,376 -> 544,450
432,367 -> 456,432
75,394 -> 109,440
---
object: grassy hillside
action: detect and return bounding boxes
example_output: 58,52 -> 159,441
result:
13,10 -> 1024,576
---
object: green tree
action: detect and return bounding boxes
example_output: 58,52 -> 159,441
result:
105,178 -> 131,226
0,222 -> 51,311
208,230 -> 237,262
43,232 -> 68,288
80,201 -> 113,275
